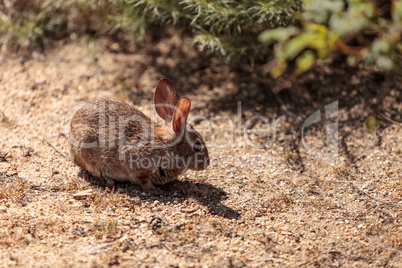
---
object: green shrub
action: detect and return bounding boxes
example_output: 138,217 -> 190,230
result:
3,0 -> 398,78
259,0 -> 402,77
0,0 -> 302,61
128,0 -> 302,60
0,0 -> 145,50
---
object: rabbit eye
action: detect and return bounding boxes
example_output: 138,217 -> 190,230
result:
192,142 -> 203,152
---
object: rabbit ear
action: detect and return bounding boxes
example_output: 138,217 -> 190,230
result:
154,79 -> 179,122
172,97 -> 191,135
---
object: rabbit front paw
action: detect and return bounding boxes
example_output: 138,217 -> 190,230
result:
138,177 -> 164,195
96,176 -> 115,188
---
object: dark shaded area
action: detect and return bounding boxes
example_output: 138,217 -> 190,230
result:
109,32 -> 401,124
79,170 -> 240,220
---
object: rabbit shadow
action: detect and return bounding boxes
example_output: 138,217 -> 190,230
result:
159,179 -> 241,220
78,170 -> 240,220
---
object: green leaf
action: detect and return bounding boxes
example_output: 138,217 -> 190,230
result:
376,55 -> 394,71
303,0 -> 344,24
347,55 -> 356,66
372,39 -> 390,54
259,27 -> 298,43
270,60 -> 287,78
296,51 -> 316,72
284,32 -> 317,59
365,116 -> 378,134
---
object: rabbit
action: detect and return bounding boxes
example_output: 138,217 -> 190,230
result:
67,78 -> 210,194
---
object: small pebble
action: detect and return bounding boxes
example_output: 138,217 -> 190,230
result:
86,249 -> 97,255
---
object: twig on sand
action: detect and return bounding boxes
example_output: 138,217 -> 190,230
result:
161,243 -> 174,252
299,172 -> 400,207
378,112 -> 402,127
291,181 -> 305,198
41,136 -> 67,158
0,152 -> 9,161
328,180 -> 399,207
25,183 -> 67,213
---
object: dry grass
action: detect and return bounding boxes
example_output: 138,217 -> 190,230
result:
0,36 -> 401,267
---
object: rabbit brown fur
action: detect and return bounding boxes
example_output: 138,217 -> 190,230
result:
67,79 -> 209,194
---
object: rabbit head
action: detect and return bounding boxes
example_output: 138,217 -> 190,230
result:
153,79 -> 210,172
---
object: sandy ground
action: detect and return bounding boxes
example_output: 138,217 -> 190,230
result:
0,36 -> 401,267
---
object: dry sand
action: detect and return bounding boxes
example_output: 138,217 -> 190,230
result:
0,37 -> 401,267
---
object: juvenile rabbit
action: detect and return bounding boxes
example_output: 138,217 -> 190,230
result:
67,79 -> 209,194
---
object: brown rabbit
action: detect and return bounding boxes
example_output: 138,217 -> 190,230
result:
67,79 -> 210,194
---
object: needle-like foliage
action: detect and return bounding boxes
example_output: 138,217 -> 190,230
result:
0,0 -> 302,62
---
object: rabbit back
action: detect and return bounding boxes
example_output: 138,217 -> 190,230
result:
68,99 -> 176,188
